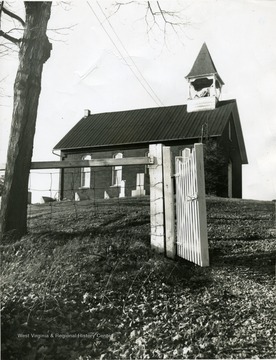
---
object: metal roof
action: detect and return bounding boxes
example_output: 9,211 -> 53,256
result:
54,99 -> 248,164
186,43 -> 224,84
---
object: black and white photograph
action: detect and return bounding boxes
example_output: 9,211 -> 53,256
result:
0,1 -> 275,359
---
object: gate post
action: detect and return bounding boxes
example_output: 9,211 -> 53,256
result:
149,144 -> 165,253
163,146 -> 176,259
195,143 -> 209,266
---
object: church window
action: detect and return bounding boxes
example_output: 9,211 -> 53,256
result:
112,153 -> 123,186
81,155 -> 91,188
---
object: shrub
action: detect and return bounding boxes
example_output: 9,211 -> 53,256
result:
203,139 -> 228,196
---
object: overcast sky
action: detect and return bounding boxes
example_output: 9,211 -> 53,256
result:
0,0 -> 276,201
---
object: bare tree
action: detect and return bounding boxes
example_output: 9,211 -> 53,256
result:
0,1 -> 189,241
112,1 -> 191,45
0,1 -> 52,240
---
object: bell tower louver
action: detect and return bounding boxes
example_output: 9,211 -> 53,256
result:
186,43 -> 224,112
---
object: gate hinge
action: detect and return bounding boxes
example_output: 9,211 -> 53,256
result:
186,194 -> 198,201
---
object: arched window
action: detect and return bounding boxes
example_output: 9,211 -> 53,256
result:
81,155 -> 91,188
112,153 -> 123,186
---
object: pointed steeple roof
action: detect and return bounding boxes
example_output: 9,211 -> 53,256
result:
186,43 -> 224,84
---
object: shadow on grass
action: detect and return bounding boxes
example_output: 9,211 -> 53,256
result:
27,220 -> 150,242
209,247 -> 275,284
165,256 -> 213,290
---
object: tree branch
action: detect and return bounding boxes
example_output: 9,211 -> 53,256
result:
2,4 -> 25,27
0,29 -> 20,45
0,1 -> 4,29
147,1 -> 154,18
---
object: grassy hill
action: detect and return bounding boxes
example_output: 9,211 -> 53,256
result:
1,196 -> 275,359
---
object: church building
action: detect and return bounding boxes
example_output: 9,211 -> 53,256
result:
54,43 -> 248,200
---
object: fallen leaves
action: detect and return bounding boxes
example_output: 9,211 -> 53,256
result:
1,197 -> 275,359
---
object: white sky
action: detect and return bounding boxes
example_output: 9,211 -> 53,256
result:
0,0 -> 276,201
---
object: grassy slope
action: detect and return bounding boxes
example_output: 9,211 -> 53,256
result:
1,197 -> 275,359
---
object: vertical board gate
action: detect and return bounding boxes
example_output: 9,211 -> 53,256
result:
175,144 -> 209,266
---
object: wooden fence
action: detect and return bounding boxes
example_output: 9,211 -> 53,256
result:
175,145 -> 209,266
148,143 -> 209,266
1,143 -> 209,266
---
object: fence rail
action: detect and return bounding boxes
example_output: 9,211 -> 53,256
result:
1,144 -> 210,267
0,157 -> 154,171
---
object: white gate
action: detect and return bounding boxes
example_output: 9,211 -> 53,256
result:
175,144 -> 209,266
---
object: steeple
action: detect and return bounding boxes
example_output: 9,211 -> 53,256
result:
186,43 -> 224,112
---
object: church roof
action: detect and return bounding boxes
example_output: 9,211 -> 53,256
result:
186,43 -> 224,84
54,99 -> 247,164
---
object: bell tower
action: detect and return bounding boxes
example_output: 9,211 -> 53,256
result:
186,43 -> 224,112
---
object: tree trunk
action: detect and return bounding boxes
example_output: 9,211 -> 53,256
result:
0,2 -> 52,240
